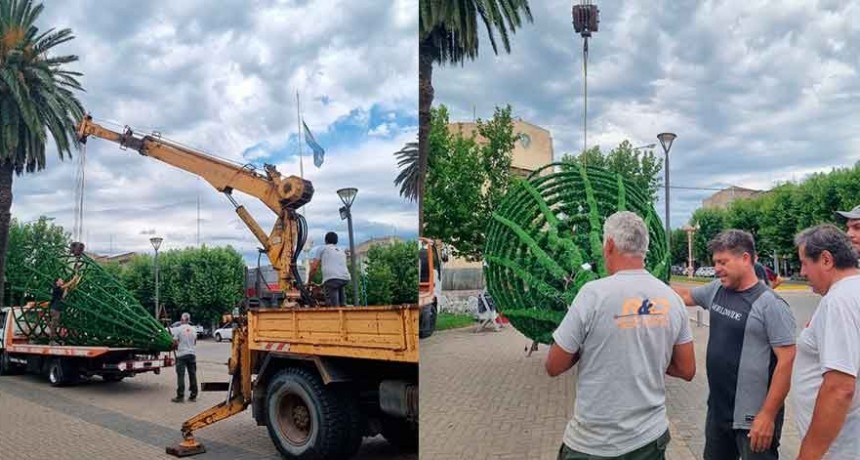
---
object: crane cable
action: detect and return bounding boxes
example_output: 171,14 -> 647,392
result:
73,140 -> 87,244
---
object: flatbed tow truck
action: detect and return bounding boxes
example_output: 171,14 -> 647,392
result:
0,305 -> 173,385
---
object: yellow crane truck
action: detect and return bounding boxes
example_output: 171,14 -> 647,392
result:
77,116 -> 419,459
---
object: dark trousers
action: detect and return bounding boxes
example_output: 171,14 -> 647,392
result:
558,430 -> 670,460
704,411 -> 782,460
175,354 -> 197,399
323,279 -> 349,306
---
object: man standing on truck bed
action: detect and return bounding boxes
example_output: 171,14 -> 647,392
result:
309,231 -> 351,306
171,313 -> 198,403
49,278 -> 69,345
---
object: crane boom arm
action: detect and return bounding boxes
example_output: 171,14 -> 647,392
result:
76,115 -> 312,214
76,115 -> 315,306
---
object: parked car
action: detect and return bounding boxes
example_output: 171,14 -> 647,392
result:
695,266 -> 716,277
170,321 -> 206,338
213,322 -> 239,342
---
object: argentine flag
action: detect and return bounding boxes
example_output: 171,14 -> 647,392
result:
302,120 -> 325,167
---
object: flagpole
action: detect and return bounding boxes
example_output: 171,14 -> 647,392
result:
296,91 -> 306,216
296,91 -> 305,180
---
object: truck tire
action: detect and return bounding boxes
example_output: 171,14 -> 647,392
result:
381,417 -> 418,452
419,302 -> 437,339
334,387 -> 363,459
47,359 -> 67,386
264,368 -> 357,460
0,351 -> 18,375
47,358 -> 77,386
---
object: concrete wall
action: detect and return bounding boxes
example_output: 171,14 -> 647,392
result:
442,267 -> 485,291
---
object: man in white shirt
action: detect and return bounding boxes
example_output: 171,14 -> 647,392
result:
309,232 -> 351,306
170,312 -> 197,403
792,224 -> 860,459
546,211 -> 696,459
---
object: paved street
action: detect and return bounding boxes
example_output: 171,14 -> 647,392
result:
0,339 -> 416,460
419,287 -> 821,460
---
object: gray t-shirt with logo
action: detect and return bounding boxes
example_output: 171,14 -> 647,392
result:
791,274 -> 860,459
692,280 -> 796,429
552,269 -> 693,456
171,324 -> 197,358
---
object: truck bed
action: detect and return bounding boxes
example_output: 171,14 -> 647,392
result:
247,304 -> 419,363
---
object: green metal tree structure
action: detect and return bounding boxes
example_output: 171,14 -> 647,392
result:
9,240 -> 173,352
484,162 -> 669,344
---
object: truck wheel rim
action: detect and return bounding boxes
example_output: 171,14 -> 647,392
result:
277,393 -> 312,445
49,365 -> 59,384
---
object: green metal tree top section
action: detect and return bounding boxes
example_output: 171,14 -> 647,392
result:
10,240 -> 173,352
484,162 -> 669,344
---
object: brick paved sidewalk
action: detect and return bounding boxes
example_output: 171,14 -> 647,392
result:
419,318 -> 801,459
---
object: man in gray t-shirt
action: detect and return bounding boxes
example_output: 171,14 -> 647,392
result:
675,230 -> 796,459
547,212 -> 695,460
792,225 -> 860,459
309,231 -> 351,306
170,312 -> 198,403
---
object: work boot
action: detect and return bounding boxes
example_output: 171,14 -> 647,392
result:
171,396 -> 184,403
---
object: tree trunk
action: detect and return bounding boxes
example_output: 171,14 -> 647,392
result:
0,162 -> 14,307
418,40 -> 435,237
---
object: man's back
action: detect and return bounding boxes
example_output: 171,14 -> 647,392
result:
553,269 -> 692,456
315,244 -> 350,282
171,324 -> 196,357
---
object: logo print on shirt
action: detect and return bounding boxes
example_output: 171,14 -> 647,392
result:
614,297 -> 670,329
710,303 -> 743,321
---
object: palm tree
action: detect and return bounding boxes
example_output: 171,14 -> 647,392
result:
393,141 -> 418,203
0,0 -> 85,306
418,0 -> 533,233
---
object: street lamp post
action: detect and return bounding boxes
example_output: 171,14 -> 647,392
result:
337,188 -> 359,307
150,237 -> 163,320
657,132 -> 677,255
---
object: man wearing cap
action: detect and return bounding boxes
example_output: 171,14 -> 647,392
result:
834,205 -> 860,255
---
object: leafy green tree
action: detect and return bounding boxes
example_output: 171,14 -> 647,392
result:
393,141 -> 418,203
121,246 -> 244,326
561,141 -> 663,202
4,216 -> 70,305
690,207 -> 728,264
0,0 -> 85,306
424,105 -> 517,261
418,0 -> 533,233
670,228 -> 689,267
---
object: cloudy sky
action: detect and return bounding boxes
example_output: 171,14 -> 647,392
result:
433,0 -> 860,229
14,0 -> 417,264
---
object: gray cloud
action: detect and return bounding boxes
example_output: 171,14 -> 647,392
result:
13,1 -> 418,264
433,0 -> 860,228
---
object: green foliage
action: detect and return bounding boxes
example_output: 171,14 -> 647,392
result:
361,240 -> 419,305
424,105 -> 517,261
670,228 -> 690,266
561,140 -> 664,201
690,207 -> 727,264
393,141 -> 418,202
437,312 -> 474,331
685,162 -> 860,269
419,0 -> 533,65
484,163 -> 668,344
4,216 -> 70,305
122,246 -> 245,327
0,0 -> 85,171
0,0 -> 86,307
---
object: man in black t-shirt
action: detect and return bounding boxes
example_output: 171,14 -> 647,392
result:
49,278 -> 68,345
